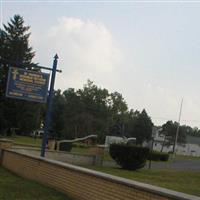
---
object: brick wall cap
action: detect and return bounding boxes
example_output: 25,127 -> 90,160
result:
12,147 -> 96,158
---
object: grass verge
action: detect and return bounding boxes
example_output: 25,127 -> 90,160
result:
0,135 -> 42,147
0,166 -> 72,200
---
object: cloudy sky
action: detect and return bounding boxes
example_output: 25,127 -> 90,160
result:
1,0 -> 200,127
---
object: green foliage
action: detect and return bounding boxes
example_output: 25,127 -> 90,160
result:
181,126 -> 200,137
50,80 -> 154,145
148,151 -> 169,161
109,143 -> 150,170
130,109 -> 153,145
160,121 -> 187,148
0,135 -> 42,147
2,15 -> 35,63
0,15 -> 43,135
50,80 -> 129,141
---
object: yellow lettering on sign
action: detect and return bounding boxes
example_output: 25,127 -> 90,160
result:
12,69 -> 19,80
9,92 -> 23,96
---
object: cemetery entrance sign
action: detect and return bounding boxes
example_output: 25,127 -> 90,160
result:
6,67 -> 49,103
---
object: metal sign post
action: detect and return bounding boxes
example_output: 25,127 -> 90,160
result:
148,137 -> 154,170
40,54 -> 59,157
3,54 -> 60,158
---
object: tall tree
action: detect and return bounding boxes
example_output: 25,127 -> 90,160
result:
132,109 -> 153,145
161,121 -> 187,148
0,15 -> 35,95
50,80 -> 154,145
50,80 -> 129,142
49,90 -> 66,139
0,15 -> 42,135
3,15 -> 35,64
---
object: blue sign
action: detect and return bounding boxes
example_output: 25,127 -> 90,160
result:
6,67 -> 50,103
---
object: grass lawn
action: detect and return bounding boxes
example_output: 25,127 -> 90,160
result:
71,146 -> 90,154
174,154 -> 200,160
13,135 -> 42,146
0,166 -> 73,200
86,166 -> 200,197
0,135 -> 42,147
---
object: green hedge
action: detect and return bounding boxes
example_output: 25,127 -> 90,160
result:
109,144 -> 150,170
148,151 -> 169,161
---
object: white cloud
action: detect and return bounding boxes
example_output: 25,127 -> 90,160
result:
32,17 -> 122,89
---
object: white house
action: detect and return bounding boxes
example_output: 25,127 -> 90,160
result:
152,128 -> 200,157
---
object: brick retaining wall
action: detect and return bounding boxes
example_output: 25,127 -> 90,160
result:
1,149 -> 200,200
12,147 -> 101,165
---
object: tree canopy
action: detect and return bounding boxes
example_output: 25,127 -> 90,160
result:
160,121 -> 187,149
49,80 -> 153,144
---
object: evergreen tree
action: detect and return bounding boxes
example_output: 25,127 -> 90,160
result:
0,15 -> 41,135
0,15 -> 35,96
133,109 -> 153,145
3,15 -> 35,63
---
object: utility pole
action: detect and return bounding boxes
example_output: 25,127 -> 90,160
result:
172,98 -> 183,158
148,126 -> 156,169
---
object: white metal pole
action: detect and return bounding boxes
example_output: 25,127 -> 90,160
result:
172,98 -> 183,159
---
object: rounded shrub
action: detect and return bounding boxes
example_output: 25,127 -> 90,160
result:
109,144 -> 150,170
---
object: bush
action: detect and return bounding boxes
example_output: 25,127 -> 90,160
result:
148,151 -> 169,161
109,144 -> 150,170
59,142 -> 72,152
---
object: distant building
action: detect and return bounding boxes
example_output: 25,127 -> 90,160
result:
176,136 -> 200,157
104,136 -> 136,151
31,129 -> 44,138
152,128 -> 200,157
